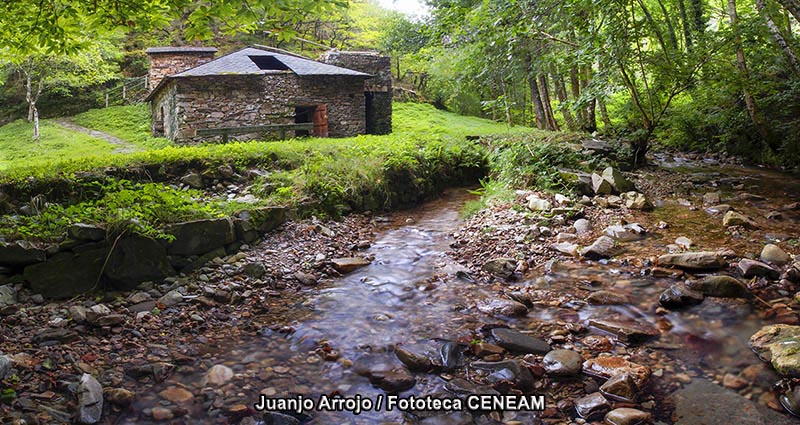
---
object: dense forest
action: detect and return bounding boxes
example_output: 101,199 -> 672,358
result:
3,0 -> 800,166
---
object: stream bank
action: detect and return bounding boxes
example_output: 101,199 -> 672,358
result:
1,152 -> 800,424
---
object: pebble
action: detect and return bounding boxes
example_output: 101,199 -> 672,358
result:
542,349 -> 583,377
604,407 -> 650,425
203,364 -> 234,386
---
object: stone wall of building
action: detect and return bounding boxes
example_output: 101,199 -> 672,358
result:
320,51 -> 392,135
153,73 -> 367,143
146,48 -> 217,91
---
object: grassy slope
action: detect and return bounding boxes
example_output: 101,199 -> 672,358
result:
0,102 -> 524,181
71,104 -> 173,150
0,120 -> 115,170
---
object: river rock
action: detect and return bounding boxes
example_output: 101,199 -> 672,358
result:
723,210 -> 757,228
0,285 -> 16,307
0,355 -> 10,380
241,262 -> 267,278
331,257 -> 371,273
105,236 -> 174,290
0,240 -> 46,266
749,324 -> 800,377
396,346 -> 433,372
491,328 -> 550,354
165,218 -> 235,256
602,167 -> 635,193
180,172 -> 203,188
543,349 -> 583,377
659,283 -> 704,308
478,299 -> 528,317
592,173 -> 613,195
203,364 -> 234,386
105,388 -> 133,407
482,257 -> 517,279
77,373 -> 103,424
151,407 -> 174,421
24,248 -> 107,299
686,275 -> 750,298
675,236 -> 693,250
67,223 -> 106,241
621,192 -> 652,210
575,392 -> 611,420
158,290 -> 183,307
760,244 -> 791,266
657,250 -> 732,269
706,204 -> 732,214
604,224 -> 646,242
581,236 -> 616,259
473,343 -> 505,359
583,357 -> 651,389
703,192 -> 722,205
445,377 -> 499,397
368,367 -> 416,393
738,258 -> 780,279
527,195 -> 552,211
551,242 -> 579,257
471,359 -> 534,390
587,290 -> 630,305
600,373 -> 639,402
604,408 -> 650,425
588,319 -> 660,343
672,378 -> 797,425
159,386 -> 194,404
574,218 -> 592,234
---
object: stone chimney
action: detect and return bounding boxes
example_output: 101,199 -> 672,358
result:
145,47 -> 218,91
320,51 -> 393,135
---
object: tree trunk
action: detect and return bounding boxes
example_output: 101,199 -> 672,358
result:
728,0 -> 770,141
552,72 -> 576,130
538,74 -> 559,131
569,65 -> 585,126
581,66 -> 597,132
678,0 -> 693,49
655,0 -> 679,50
528,75 -> 547,129
598,98 -> 612,131
32,106 -> 39,142
25,71 -> 33,122
756,0 -> 800,73
690,0 -> 706,37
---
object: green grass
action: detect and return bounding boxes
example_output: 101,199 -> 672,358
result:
0,102 -> 527,242
71,104 -> 174,150
0,120 -> 115,171
392,102 -> 528,137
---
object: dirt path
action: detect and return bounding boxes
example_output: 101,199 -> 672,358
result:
54,118 -> 140,154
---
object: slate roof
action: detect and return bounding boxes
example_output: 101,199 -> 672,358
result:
146,46 -> 370,101
172,47 -> 370,78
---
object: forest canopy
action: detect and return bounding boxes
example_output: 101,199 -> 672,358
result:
2,0 -> 800,166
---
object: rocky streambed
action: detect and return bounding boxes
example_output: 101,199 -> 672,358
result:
2,152 -> 800,424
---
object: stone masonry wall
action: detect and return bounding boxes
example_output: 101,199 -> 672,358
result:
320,51 -> 392,135
153,73 -> 367,143
147,51 -> 216,91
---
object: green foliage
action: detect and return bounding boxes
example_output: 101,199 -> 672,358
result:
485,132 -> 601,192
71,105 -> 173,150
0,181 -> 226,242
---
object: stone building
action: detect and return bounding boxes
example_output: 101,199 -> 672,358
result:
145,46 -> 392,143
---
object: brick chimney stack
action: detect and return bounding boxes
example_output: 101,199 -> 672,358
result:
145,47 -> 218,91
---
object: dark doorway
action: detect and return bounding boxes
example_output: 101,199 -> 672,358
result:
295,105 -> 328,138
365,92 -> 376,134
295,106 -> 314,137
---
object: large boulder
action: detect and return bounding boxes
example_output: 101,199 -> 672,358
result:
165,218 -> 235,256
580,236 -> 617,259
760,244 -> 791,266
67,224 -> 106,242
238,206 -> 287,232
602,167 -> 635,193
723,211 -> 757,228
591,173 -> 613,195
24,248 -> 107,299
672,378 -> 797,425
686,275 -> 751,298
104,236 -> 175,290
0,240 -> 46,266
749,324 -> 800,377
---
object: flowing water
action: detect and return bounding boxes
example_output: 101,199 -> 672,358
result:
120,158 -> 800,424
